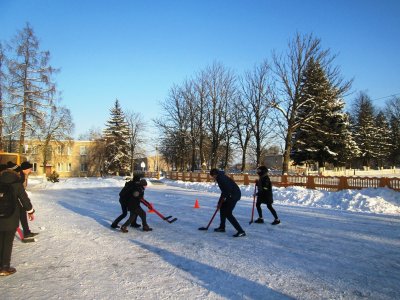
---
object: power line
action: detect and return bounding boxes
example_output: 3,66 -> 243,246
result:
371,92 -> 400,102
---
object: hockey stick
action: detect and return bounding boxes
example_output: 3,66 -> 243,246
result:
249,182 -> 257,224
141,198 -> 177,223
198,197 -> 223,230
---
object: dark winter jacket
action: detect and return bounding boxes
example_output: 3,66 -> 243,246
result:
119,180 -> 136,203
125,183 -> 145,211
256,174 -> 273,204
0,169 -> 34,232
214,170 -> 241,202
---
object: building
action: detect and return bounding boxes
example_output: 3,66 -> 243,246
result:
21,140 -> 99,177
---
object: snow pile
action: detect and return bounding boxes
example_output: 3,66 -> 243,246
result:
161,178 -> 400,215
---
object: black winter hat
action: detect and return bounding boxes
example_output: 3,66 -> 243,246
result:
20,161 -> 33,170
256,166 -> 268,175
210,168 -> 219,176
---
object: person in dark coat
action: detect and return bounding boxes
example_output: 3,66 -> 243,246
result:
254,166 -> 280,225
120,179 -> 152,233
0,167 -> 35,276
14,161 -> 39,239
210,169 -> 246,237
111,175 -> 142,229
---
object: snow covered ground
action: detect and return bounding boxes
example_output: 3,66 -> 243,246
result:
1,176 -> 399,299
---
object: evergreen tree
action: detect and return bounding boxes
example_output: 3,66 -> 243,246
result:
103,99 -> 130,175
386,96 -> 400,166
291,58 -> 357,168
374,111 -> 392,168
351,92 -> 379,168
389,116 -> 400,165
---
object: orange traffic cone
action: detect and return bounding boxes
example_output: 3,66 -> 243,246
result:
148,203 -> 155,213
194,199 -> 200,208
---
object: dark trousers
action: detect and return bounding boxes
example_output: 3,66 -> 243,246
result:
0,230 -> 16,268
256,200 -> 278,220
122,206 -> 147,228
20,206 -> 30,234
111,199 -> 128,227
219,200 -> 244,232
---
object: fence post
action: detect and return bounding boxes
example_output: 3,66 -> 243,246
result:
306,176 -> 315,189
244,174 -> 249,185
379,177 -> 388,188
281,174 -> 288,187
339,176 -> 349,190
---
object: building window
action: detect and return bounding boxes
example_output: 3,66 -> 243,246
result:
57,163 -> 63,172
80,163 -> 88,172
67,163 -> 72,172
67,147 -> 72,155
32,147 -> 38,155
32,163 -> 37,172
80,146 -> 87,156
57,145 -> 64,155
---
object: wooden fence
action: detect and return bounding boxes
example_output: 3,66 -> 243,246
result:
145,171 -> 400,192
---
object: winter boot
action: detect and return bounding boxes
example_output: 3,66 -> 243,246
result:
24,232 -> 39,238
233,231 -> 246,238
0,266 -> 16,276
142,224 -> 153,231
111,223 -> 120,229
271,219 -> 281,225
120,226 -> 128,233
130,223 -> 141,228
254,218 -> 264,224
214,227 -> 226,232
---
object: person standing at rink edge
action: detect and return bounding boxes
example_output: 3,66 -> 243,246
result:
254,166 -> 280,225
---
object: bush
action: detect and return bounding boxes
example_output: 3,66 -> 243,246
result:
47,171 -> 60,183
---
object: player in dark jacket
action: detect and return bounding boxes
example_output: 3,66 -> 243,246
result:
120,179 -> 152,233
111,175 -> 142,229
254,166 -> 280,225
210,169 -> 246,237
0,167 -> 35,276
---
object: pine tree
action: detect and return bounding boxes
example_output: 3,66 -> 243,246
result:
374,111 -> 392,168
386,96 -> 400,166
291,58 -> 358,168
351,92 -> 379,168
389,116 -> 400,165
103,99 -> 130,175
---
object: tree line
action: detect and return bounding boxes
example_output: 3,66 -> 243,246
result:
154,33 -> 400,173
2,25 -> 399,176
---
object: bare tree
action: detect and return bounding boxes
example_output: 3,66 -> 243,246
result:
125,110 -> 146,174
34,101 -> 74,174
154,85 -> 191,171
193,71 -> 209,170
0,43 -> 5,151
7,23 -> 58,154
240,60 -> 276,167
271,33 -> 351,174
205,62 -> 236,169
80,128 -> 107,176
232,94 -> 252,172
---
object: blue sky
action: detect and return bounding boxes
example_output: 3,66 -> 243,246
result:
1,0 -> 399,142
